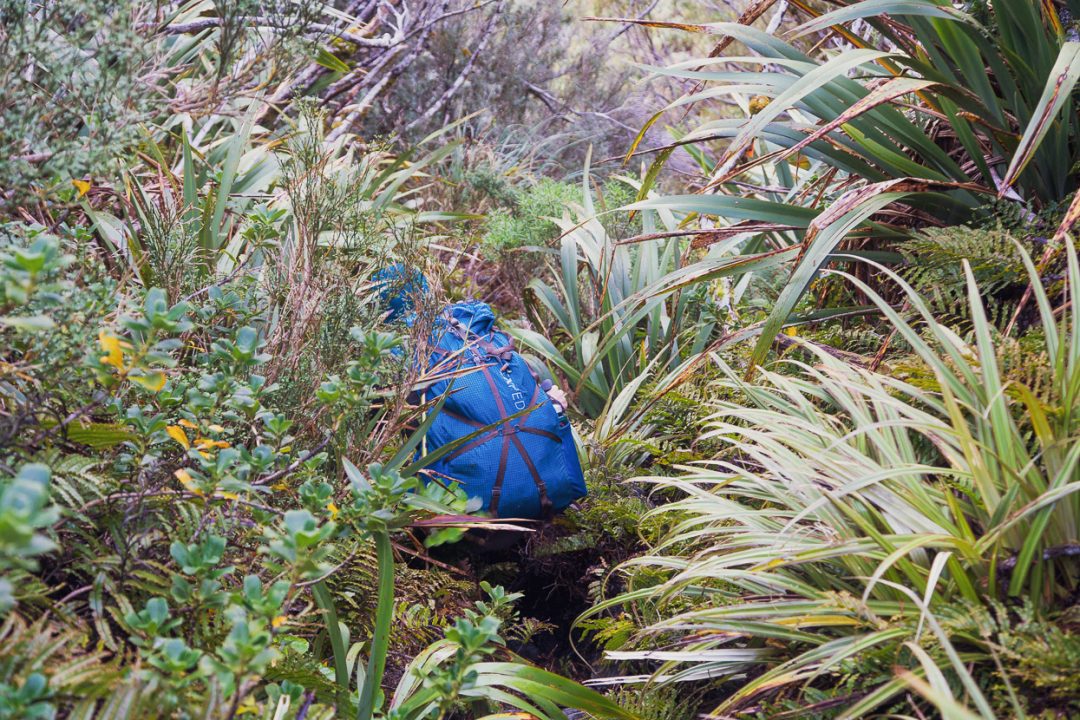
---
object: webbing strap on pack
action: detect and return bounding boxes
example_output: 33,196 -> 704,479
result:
488,382 -> 553,518
442,319 -> 555,518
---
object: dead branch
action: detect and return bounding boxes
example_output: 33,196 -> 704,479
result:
404,0 -> 505,132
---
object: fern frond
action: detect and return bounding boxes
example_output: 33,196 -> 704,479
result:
899,225 -> 1032,332
35,451 -> 111,512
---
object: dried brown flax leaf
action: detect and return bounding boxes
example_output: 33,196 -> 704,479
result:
802,178 -> 991,248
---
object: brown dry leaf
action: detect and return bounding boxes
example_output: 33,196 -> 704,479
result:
801,178 -> 991,249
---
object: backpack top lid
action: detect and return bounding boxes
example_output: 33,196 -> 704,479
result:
437,300 -> 496,341
373,263 -> 428,325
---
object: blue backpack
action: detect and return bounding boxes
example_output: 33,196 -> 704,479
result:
418,301 -> 587,518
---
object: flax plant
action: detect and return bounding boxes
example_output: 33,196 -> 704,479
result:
582,234 -> 1080,717
617,0 -> 1080,371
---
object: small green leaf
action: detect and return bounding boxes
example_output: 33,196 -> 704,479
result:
314,47 -> 350,73
0,315 -> 55,331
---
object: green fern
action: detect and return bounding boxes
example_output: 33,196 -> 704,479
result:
943,599 -> 1080,712
602,685 -> 698,720
899,225 -> 1031,331
0,614 -> 119,712
264,650 -> 342,710
35,451 -> 110,513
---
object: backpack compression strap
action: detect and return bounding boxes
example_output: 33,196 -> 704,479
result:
441,317 -> 555,518
487,380 -> 555,518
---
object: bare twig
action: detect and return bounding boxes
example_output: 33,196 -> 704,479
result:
524,81 -> 561,113
14,152 -> 54,164
252,435 -> 333,486
326,47 -> 408,140
142,16 -> 406,48
404,0 -> 506,131
327,0 -> 452,140
54,489 -> 280,528
402,0 -> 498,41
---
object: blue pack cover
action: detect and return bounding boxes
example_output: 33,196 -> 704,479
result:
372,264 -> 428,324
421,301 -> 586,518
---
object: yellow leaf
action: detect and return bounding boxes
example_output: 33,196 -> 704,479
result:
327,502 -> 339,520
749,95 -> 771,115
271,483 -> 288,492
207,424 -> 225,433
175,469 -> 204,497
72,178 -> 91,197
166,425 -> 190,450
218,491 -> 239,501
272,615 -> 287,628
178,419 -> 199,429
131,371 -> 166,392
195,438 -> 229,450
235,698 -> 260,715
98,331 -> 127,369
784,327 -> 798,337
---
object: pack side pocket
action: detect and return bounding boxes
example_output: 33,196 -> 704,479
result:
556,414 -> 587,506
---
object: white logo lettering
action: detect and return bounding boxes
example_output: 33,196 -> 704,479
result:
496,364 -> 528,410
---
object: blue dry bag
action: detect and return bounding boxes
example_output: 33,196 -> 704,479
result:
373,265 -> 587,518
420,301 -> 586,518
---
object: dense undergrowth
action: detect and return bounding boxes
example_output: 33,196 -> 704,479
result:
3,1 -> 1080,719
